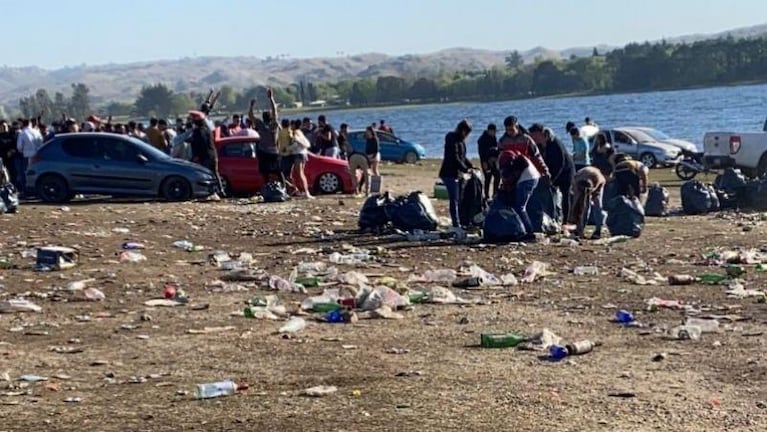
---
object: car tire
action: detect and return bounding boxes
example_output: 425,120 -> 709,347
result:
220,176 -> 232,196
36,174 -> 71,203
403,151 -> 418,164
160,176 -> 193,201
639,153 -> 657,168
757,153 -> 767,179
315,172 -> 342,194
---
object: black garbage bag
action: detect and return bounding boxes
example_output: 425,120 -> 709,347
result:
482,196 -> 527,243
527,182 -> 562,234
0,183 -> 18,214
606,195 -> 644,238
459,172 -> 486,227
261,181 -> 289,203
387,191 -> 439,232
714,168 -> 747,195
358,193 -> 394,230
738,179 -> 767,210
681,180 -> 715,215
644,183 -> 669,217
588,179 -> 619,225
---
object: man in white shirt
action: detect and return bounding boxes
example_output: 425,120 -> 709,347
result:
16,119 -> 37,193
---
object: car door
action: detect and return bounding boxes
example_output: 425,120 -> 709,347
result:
97,136 -> 157,193
612,130 -> 638,158
347,132 -> 365,154
219,141 -> 261,193
59,136 -> 104,191
375,131 -> 399,161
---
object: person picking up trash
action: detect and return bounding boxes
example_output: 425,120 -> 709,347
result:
611,153 -> 648,198
497,149 -> 539,242
571,166 -> 606,240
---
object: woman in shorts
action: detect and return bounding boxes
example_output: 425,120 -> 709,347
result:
365,126 -> 381,176
290,120 -> 313,199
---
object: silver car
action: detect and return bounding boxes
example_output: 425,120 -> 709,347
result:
26,133 -> 215,203
593,127 -> 685,168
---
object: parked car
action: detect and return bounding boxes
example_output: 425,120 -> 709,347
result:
346,130 -> 425,164
703,118 -> 767,178
215,135 -> 355,195
26,133 -> 216,203
590,127 -> 689,168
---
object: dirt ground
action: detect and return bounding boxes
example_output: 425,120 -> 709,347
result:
1,161 -> 767,432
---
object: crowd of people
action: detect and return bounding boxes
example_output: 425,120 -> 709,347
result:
440,116 -> 649,242
0,87 -> 395,201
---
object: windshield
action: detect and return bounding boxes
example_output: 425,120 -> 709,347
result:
637,128 -> 671,142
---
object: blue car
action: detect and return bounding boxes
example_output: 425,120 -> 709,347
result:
347,130 -> 426,164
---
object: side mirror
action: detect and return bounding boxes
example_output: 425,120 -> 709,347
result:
137,154 -> 149,164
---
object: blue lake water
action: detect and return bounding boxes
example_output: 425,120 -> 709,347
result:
291,83 -> 767,157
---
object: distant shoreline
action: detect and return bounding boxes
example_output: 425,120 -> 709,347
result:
279,79 -> 767,115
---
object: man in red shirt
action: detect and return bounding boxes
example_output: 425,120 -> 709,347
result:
497,116 -> 551,181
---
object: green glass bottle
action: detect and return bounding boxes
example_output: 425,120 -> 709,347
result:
311,302 -> 342,313
408,292 -> 428,304
726,265 -> 746,277
697,273 -> 728,285
295,277 -> 320,287
480,332 -> 527,348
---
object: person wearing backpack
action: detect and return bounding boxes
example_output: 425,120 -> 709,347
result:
438,119 -> 475,230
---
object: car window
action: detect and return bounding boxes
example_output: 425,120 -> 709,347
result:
613,131 -> 633,144
348,132 -> 364,141
377,132 -> 397,143
61,137 -> 103,159
100,137 -> 141,162
221,142 -> 256,158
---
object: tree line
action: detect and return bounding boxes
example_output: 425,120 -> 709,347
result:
13,34 -> 767,121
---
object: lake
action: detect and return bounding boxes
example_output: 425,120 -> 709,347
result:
291,83 -> 767,158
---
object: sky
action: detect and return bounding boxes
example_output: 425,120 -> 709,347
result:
11,0 -> 767,69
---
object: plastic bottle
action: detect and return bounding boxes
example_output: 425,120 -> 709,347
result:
311,302 -> 342,313
195,380 -> 247,399
268,275 -> 293,292
667,325 -> 702,341
573,266 -> 599,276
550,340 -> 600,361
279,317 -> 307,333
480,332 -> 527,348
423,269 -> 457,283
173,240 -> 194,251
122,242 -> 145,250
685,317 -> 720,333
297,262 -> 327,273
615,309 -> 635,324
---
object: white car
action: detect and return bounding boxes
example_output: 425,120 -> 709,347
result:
591,127 -> 694,168
703,120 -> 767,178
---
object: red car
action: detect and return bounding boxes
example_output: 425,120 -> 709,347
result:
215,135 -> 355,195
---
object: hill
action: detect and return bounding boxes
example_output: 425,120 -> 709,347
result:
1,23 -> 766,108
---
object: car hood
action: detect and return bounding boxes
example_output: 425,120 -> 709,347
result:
641,141 -> 680,153
161,158 -> 214,176
310,155 -> 349,167
660,138 -> 697,152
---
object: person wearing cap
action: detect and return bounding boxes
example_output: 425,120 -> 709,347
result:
498,116 -> 551,180
438,119 -> 475,230
248,88 -> 283,186
477,123 -> 499,198
528,123 -> 575,224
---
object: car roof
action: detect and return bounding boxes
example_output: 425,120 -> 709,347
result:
214,136 -> 259,147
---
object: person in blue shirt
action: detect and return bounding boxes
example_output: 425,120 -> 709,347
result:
569,127 -> 591,171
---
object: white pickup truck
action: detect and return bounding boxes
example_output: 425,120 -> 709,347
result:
703,119 -> 767,178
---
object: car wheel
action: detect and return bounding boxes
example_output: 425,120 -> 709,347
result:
160,176 -> 192,201
757,153 -> 767,179
315,172 -> 341,194
403,151 -> 418,164
36,174 -> 71,203
639,153 -> 657,168
220,176 -> 232,196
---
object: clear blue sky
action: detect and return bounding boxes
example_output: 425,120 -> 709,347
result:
13,0 -> 767,69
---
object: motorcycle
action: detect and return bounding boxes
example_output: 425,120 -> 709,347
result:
675,149 -> 717,180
